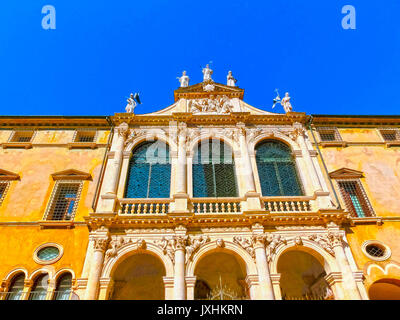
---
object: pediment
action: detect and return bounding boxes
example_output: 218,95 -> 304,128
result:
51,169 -> 92,181
329,168 -> 364,179
174,81 -> 244,101
0,169 -> 20,180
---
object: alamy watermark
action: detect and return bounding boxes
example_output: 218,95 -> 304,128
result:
42,5 -> 56,30
342,5 -> 356,30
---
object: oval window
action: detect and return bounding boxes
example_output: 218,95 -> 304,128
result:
37,246 -> 60,261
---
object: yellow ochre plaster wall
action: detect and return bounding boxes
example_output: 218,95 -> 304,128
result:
0,128 -> 110,281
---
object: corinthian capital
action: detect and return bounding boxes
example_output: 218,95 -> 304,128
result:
93,237 -> 110,252
327,231 -> 344,248
116,122 -> 129,138
251,235 -> 267,249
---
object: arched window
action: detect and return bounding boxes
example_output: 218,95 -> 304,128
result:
125,141 -> 171,198
255,140 -> 303,196
29,274 -> 49,300
6,273 -> 25,300
53,273 -> 72,300
193,139 -> 238,197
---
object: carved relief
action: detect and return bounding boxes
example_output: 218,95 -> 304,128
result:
185,235 -> 211,262
105,237 -> 147,259
308,234 -> 335,256
233,236 -> 255,259
189,95 -> 234,114
266,234 -> 287,262
154,235 -> 210,264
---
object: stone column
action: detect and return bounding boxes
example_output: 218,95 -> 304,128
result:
237,123 -> 256,193
173,237 -> 186,300
163,277 -> 175,300
176,123 -> 187,194
245,275 -> 259,300
84,236 -> 110,300
185,276 -> 197,300
107,123 -> 129,195
252,236 -> 275,300
21,279 -> 33,300
236,123 -> 261,211
270,274 -> 282,300
293,123 -> 322,193
328,231 -> 361,300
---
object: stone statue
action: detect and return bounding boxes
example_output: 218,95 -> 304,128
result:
125,93 -> 137,113
227,71 -> 237,86
177,71 -> 190,87
281,92 -> 293,113
202,64 -> 213,82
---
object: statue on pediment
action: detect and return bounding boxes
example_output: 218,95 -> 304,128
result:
227,71 -> 237,87
125,93 -> 137,113
177,70 -> 190,87
202,64 -> 213,82
281,92 -> 293,113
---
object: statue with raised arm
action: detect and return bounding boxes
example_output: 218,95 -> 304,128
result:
125,93 -> 137,113
227,71 -> 237,87
177,70 -> 190,87
202,64 -> 213,82
281,92 -> 293,113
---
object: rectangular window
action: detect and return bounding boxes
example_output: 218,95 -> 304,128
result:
74,130 -> 96,143
380,129 -> 400,142
46,182 -> 82,221
317,127 -> 342,142
338,180 -> 374,218
10,131 -> 34,143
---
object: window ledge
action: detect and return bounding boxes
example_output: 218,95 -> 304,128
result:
319,141 -> 347,148
2,142 -> 32,149
38,220 -> 75,229
385,142 -> 400,147
67,142 -> 98,149
349,216 -> 382,226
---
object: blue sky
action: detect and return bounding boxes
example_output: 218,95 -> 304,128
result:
0,1 -> 399,116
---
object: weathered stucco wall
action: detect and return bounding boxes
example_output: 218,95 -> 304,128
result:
310,126 -> 400,292
0,128 -> 110,281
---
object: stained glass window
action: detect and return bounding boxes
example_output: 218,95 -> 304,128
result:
193,139 -> 238,198
255,140 -> 303,196
125,141 -> 171,198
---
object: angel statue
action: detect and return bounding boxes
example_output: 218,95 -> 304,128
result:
272,89 -> 293,113
125,93 -> 141,113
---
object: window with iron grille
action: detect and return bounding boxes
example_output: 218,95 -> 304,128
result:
74,130 -> 96,143
125,141 -> 171,198
45,182 -> 82,221
9,130 -> 34,143
337,180 -> 374,218
193,139 -> 238,198
316,127 -> 342,142
0,182 -> 9,206
379,129 -> 400,142
255,140 -> 303,196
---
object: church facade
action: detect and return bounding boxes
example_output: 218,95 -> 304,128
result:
0,68 -> 399,300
